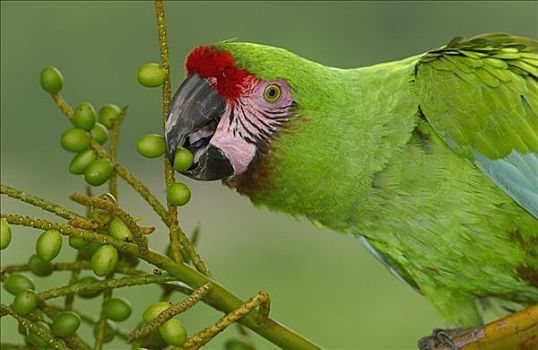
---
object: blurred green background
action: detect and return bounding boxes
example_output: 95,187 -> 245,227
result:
1,1 -> 536,349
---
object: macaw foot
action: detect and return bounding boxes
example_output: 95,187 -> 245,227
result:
417,328 -> 468,350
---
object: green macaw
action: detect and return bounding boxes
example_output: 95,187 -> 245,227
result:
164,33 -> 538,336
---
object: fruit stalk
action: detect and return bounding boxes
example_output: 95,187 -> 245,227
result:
1,212 -> 322,350
1,184 -> 82,221
0,304 -> 69,350
107,106 -> 128,199
129,283 -> 210,341
69,193 -> 149,254
154,0 -> 184,265
38,274 -> 176,301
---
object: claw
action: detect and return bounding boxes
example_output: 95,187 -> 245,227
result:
418,328 -> 467,350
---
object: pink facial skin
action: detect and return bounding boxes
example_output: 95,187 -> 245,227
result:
209,78 -> 294,175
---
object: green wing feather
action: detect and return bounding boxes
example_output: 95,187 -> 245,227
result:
416,33 -> 538,217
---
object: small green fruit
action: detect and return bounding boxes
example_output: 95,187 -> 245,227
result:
117,252 -> 139,269
1,218 -> 11,250
166,182 -> 191,206
137,63 -> 167,87
77,276 -> 102,298
93,319 -> 116,343
69,236 -> 89,249
136,134 -> 166,158
173,148 -> 194,173
27,321 -> 50,348
103,297 -> 132,322
91,245 -> 119,276
225,339 -> 256,350
61,128 -> 91,152
36,229 -> 62,261
74,102 -> 97,131
18,323 -> 27,336
79,241 -> 100,260
11,289 -> 39,315
39,66 -> 63,94
52,311 -> 81,337
69,149 -> 98,175
142,302 -> 171,323
159,319 -> 187,347
3,274 -> 35,295
28,254 -> 53,277
84,158 -> 114,186
91,122 -> 109,144
99,104 -> 121,129
108,217 -> 133,241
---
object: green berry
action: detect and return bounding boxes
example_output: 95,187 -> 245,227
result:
79,241 -> 101,260
91,122 -> 109,144
91,245 -> 119,276
142,302 -> 171,323
77,276 -> 102,298
137,63 -> 167,87
69,236 -> 89,249
93,319 -> 116,343
39,66 -> 63,94
1,218 -> 11,250
108,217 -> 133,241
173,148 -> 194,173
145,329 -> 168,348
103,297 -> 132,322
159,319 -> 187,347
84,158 -> 114,186
27,321 -> 50,348
18,323 -> 27,336
225,339 -> 256,350
52,311 -> 81,337
117,252 -> 139,269
136,134 -> 166,158
166,182 -> 191,206
3,274 -> 35,295
28,254 -> 53,277
99,104 -> 121,129
61,128 -> 91,152
36,229 -> 62,261
69,150 -> 98,175
74,102 -> 96,131
11,289 -> 39,315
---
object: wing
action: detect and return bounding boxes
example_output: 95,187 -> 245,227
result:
416,33 -> 538,218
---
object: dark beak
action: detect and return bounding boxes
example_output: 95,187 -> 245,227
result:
165,73 -> 234,180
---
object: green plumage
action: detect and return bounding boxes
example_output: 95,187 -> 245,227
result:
217,34 -> 538,327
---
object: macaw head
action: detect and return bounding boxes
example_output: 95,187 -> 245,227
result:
165,43 -> 307,184
165,42 -> 386,225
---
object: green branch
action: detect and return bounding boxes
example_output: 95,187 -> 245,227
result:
1,213 -> 322,349
154,0 -> 183,266
1,184 -> 82,220
90,140 -> 170,223
108,106 -> 128,199
38,274 -> 177,301
1,261 -> 90,278
130,283 -> 210,341
69,193 -> 148,254
1,304 -> 69,350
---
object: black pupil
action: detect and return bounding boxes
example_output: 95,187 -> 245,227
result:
268,88 -> 276,97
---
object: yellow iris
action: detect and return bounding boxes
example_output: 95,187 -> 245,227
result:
263,84 -> 281,102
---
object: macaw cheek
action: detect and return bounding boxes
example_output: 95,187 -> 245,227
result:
209,133 -> 257,176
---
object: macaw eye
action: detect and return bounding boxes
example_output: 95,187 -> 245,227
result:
263,84 -> 281,103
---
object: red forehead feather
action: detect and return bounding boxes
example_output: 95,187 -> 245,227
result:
185,45 -> 251,100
